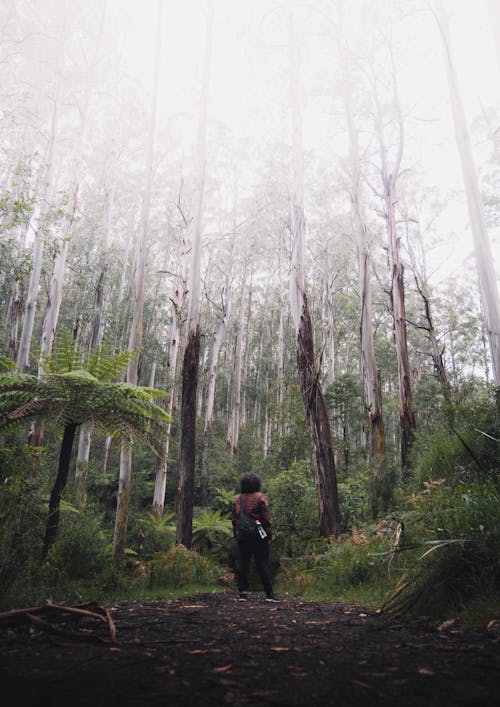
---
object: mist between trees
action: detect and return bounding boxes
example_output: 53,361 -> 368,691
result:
0,0 -> 499,604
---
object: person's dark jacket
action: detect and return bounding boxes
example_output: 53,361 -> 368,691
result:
232,492 -> 272,540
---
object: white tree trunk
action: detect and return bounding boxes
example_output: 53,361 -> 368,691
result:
434,0 -> 500,381
199,284 -> 231,505
288,11 -> 341,537
176,0 -> 213,548
114,0 -> 162,565
16,82 -> 60,372
226,280 -> 246,454
152,241 -> 188,518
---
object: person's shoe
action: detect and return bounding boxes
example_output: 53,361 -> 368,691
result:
265,593 -> 279,602
238,591 -> 249,601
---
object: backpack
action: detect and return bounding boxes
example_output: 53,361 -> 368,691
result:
239,495 -> 267,540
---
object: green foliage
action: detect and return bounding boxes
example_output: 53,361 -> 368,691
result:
150,545 -> 220,588
0,369 -> 170,452
278,531 -> 391,604
409,383 -> 500,487
44,507 -> 111,582
325,373 -> 363,475
380,481 -> 500,618
266,461 -> 318,556
337,469 -> 371,530
191,508 -> 233,562
130,511 -> 176,560
267,386 -> 311,471
0,445 -> 47,596
212,487 -> 236,517
40,331 -> 136,381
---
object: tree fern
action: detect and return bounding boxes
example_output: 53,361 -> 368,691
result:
0,369 -> 171,558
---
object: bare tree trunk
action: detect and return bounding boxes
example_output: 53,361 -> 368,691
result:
200,283 -> 231,505
342,78 -> 385,509
17,82 -> 60,373
42,421 -> 77,559
176,0 -> 213,548
434,0 -> 500,382
370,42 -> 415,472
288,11 -> 341,537
113,0 -> 162,566
226,279 -> 246,455
152,237 -> 188,518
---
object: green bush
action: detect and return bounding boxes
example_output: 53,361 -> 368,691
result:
0,445 -> 47,596
191,508 -> 233,563
45,504 -> 111,581
150,545 -> 219,588
381,482 -> 500,617
128,511 -> 176,560
266,461 -> 318,556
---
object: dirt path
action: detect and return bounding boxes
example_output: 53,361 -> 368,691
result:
1,591 -> 499,706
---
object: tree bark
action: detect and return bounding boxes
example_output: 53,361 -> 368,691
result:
288,11 -> 341,537
200,285 -> 231,505
152,248 -> 187,518
297,299 -> 342,536
434,0 -> 500,382
42,421 -> 77,559
370,41 -> 415,471
113,0 -> 162,566
176,326 -> 201,546
175,0 -> 213,547
17,82 -> 60,373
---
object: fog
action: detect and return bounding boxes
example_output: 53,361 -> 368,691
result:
1,0 -> 499,307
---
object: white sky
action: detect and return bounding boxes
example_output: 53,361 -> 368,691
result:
113,0 -> 500,286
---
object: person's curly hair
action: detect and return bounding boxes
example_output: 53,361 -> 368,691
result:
240,472 -> 262,493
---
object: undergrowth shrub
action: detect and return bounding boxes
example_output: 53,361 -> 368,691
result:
150,545 -> 220,588
128,511 -> 176,560
382,482 -> 500,617
266,461 -> 317,557
279,530 -> 391,601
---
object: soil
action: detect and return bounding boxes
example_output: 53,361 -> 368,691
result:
0,590 -> 499,707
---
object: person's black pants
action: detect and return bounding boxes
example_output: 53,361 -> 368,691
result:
237,538 -> 273,595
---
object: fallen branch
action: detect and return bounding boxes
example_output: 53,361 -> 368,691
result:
0,601 -> 116,643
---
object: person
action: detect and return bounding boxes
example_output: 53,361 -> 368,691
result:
232,472 -> 278,602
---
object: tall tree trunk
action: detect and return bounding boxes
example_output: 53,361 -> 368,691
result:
226,279 -> 246,454
176,0 -> 213,548
342,79 -> 385,509
385,178 -> 415,470
42,421 -> 77,559
152,239 -> 188,518
17,82 -> 60,373
75,179 -> 115,503
200,284 -> 231,506
113,0 -> 162,566
288,12 -> 341,537
371,43 -> 415,471
434,0 -> 500,382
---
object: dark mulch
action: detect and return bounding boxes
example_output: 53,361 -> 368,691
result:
0,591 -> 499,706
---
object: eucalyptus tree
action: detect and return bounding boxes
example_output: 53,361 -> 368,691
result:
176,0 -> 214,548
152,192 -> 190,519
433,0 -> 500,382
287,10 -> 341,537
199,233 -> 234,506
368,36 -> 416,472
114,0 -> 162,566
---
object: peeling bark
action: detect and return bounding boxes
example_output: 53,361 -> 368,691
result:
297,299 -> 342,536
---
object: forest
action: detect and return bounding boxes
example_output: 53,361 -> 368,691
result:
0,0 -> 499,625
